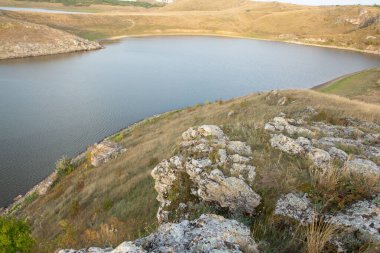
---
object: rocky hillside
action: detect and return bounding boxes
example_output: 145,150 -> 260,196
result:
0,14 -> 102,60
6,82 -> 380,252
59,111 -> 380,252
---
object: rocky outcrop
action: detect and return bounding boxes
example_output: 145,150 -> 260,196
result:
274,192 -> 316,225
265,110 -> 380,174
269,134 -> 306,155
152,125 -> 261,223
327,194 -> 380,242
275,192 -> 380,243
344,158 -> 380,175
340,8 -> 379,29
59,214 -> 258,253
88,140 -> 127,167
0,16 -> 102,60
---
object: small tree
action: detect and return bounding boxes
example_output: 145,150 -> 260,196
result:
0,217 -> 34,253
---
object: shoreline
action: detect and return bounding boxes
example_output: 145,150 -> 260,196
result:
0,110 -> 175,215
1,31 -> 379,60
311,70 -> 364,90
0,73 -> 356,214
98,32 -> 380,57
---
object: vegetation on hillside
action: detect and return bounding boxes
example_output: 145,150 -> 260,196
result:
10,87 -> 380,252
316,68 -> 380,105
0,216 -> 34,253
1,0 -> 380,54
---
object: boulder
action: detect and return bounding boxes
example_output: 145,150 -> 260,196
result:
264,116 -> 314,136
344,158 -> 380,175
270,134 -> 305,155
197,169 -> 260,214
327,194 -> 380,242
88,140 -> 126,167
227,141 -> 252,156
308,148 -> 331,171
182,125 -> 227,141
152,125 -> 261,223
274,193 -> 316,225
328,147 -> 348,162
60,214 -> 258,253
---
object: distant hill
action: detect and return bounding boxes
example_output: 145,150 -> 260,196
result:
0,14 -> 101,59
162,0 -> 249,11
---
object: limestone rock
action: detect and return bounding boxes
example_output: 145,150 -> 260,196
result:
112,242 -> 144,253
59,214 -> 258,253
308,148 -> 331,171
227,141 -> 252,156
270,134 -> 305,155
275,192 -> 316,225
231,163 -> 256,184
328,147 -> 348,162
152,125 -> 261,223
311,122 -> 364,139
182,125 -> 227,141
264,116 -> 314,136
327,194 -> 380,242
344,158 -> 380,175
88,140 -> 126,167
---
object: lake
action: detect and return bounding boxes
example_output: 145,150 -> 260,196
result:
1,36 -> 380,207
0,6 -> 92,14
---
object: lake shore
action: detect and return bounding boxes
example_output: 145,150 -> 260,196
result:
0,65 -> 374,214
100,32 -> 380,57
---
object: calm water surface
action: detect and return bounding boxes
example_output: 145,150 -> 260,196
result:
0,6 -> 92,14
1,36 -> 380,207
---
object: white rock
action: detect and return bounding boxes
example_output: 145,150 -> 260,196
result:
229,154 -> 251,164
328,147 -> 348,162
308,148 -> 331,171
227,141 -> 252,156
230,163 -> 256,184
182,125 -> 227,141
275,192 -> 316,225
198,169 -> 261,214
265,117 -> 314,136
270,134 -> 305,155
345,158 -> 380,175
327,194 -> 380,242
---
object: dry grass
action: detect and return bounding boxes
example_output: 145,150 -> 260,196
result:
9,89 -> 380,252
305,217 -> 336,253
307,163 -> 380,213
1,0 -> 380,53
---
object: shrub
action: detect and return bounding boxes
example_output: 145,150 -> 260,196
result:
0,217 -> 34,253
55,156 -> 75,178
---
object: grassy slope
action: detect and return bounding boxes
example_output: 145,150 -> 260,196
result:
1,0 -> 380,53
14,89 -> 380,252
316,68 -> 380,105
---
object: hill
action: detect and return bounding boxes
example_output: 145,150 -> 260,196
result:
161,0 -> 250,11
2,1 -> 380,57
0,14 -> 101,59
5,83 -> 379,252
315,68 -> 380,105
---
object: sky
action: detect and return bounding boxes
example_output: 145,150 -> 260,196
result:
254,0 -> 380,5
